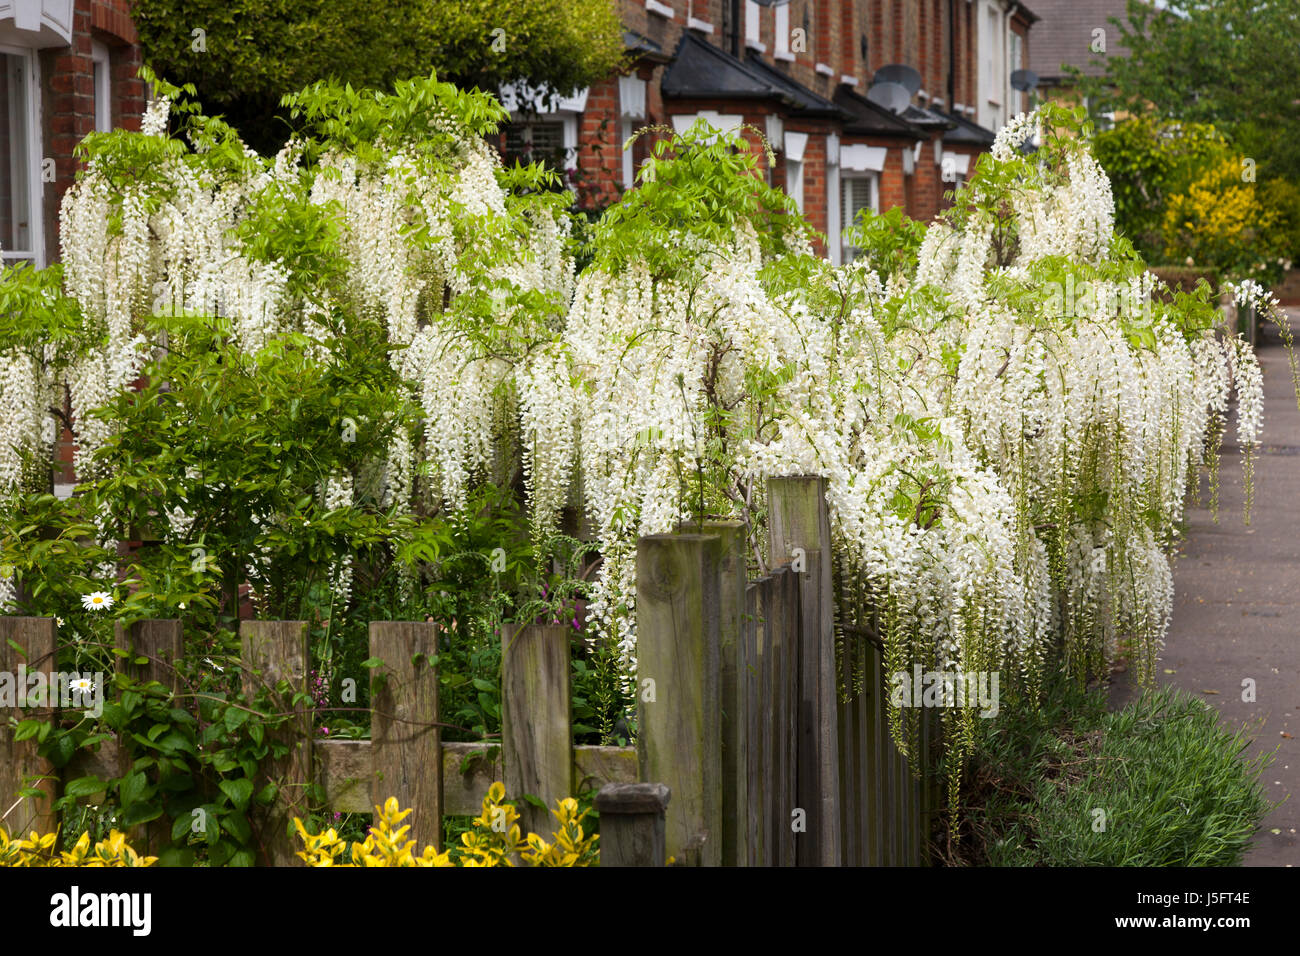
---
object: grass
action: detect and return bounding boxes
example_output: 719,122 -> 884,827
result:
948,674 -> 1275,866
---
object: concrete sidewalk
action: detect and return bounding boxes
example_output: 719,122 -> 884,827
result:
1111,315 -> 1300,866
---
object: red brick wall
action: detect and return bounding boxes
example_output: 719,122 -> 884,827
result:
563,1 -> 1010,241
41,0 -> 146,264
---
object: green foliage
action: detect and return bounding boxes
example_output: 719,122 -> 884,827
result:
962,680 -> 1273,866
590,122 -> 811,278
132,0 -> 626,154
842,205 -> 927,283
1082,0 -> 1300,183
1092,116 -> 1231,259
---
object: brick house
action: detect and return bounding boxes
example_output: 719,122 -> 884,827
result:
501,0 -> 1037,261
1,0 -> 145,268
1027,0 -> 1129,97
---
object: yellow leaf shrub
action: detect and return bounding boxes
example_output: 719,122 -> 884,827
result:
294,783 -> 599,867
1162,158 -> 1280,274
0,826 -> 157,867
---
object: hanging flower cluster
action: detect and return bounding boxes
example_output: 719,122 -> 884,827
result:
0,83 -> 1269,793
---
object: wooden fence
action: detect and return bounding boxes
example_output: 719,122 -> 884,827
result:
0,476 -> 937,866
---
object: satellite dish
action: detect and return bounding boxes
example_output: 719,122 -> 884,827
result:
872,64 -> 922,95
866,81 -> 912,115
1010,69 -> 1039,92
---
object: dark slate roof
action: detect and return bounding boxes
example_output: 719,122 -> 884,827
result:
1027,0 -> 1129,84
661,32 -> 791,103
624,30 -> 670,63
742,53 -> 852,120
832,85 -> 926,139
901,103 -> 958,131
623,31 -> 663,56
940,110 -> 997,146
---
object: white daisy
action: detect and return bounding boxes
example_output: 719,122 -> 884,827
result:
80,591 -> 114,612
70,678 -> 94,693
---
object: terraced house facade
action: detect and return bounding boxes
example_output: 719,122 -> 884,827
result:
1,0 -> 145,268
500,0 -> 1037,261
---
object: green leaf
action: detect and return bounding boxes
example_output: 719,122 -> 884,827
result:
63,776 -> 107,798
121,800 -> 163,826
13,719 -> 43,741
219,777 -> 254,812
223,706 -> 250,733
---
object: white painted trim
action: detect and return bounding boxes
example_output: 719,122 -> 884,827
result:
0,44 -> 43,266
953,102 -> 967,112
841,170 -> 880,260
746,38 -> 766,53
672,111 -> 744,139
815,62 -> 834,76
786,156 -> 803,212
91,39 -> 111,132
645,0 -> 674,20
840,75 -> 859,86
621,118 -> 635,189
765,113 -> 784,146
841,143 -> 888,173
783,131 -> 808,162
941,150 -> 972,177
687,16 -> 713,34
499,81 -> 589,115
618,75 -> 647,120
827,157 -> 841,265
0,0 -> 75,47
774,51 -> 795,62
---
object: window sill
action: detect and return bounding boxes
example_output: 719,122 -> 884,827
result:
688,17 -> 714,34
815,62 -> 834,76
645,0 -> 674,20
746,38 -> 766,53
774,50 -> 795,62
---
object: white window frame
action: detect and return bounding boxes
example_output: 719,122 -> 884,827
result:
619,75 -> 647,190
841,171 -> 879,263
978,1 -> 1005,132
0,44 -> 44,268
745,0 -> 765,52
498,83 -> 588,176
784,131 -> 807,213
91,39 -> 111,133
774,3 -> 793,60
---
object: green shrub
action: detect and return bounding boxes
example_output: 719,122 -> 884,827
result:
964,683 -> 1273,866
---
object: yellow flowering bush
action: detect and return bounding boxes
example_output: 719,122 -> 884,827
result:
1162,158 -> 1281,277
294,783 -> 599,867
0,826 -> 157,867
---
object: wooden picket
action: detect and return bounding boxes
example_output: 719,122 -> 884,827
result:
0,474 -> 935,866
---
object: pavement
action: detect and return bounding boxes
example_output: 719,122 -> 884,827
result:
1111,312 -> 1300,866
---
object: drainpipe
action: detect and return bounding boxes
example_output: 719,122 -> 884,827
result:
731,0 -> 742,57
947,0 -> 956,110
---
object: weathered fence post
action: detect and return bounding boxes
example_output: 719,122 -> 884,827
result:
768,476 -> 841,867
695,520 -> 748,867
369,621 -> 441,851
636,533 -> 722,866
502,623 -> 571,838
0,617 -> 57,837
594,782 -> 670,866
241,620 -> 310,866
114,619 -> 183,854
